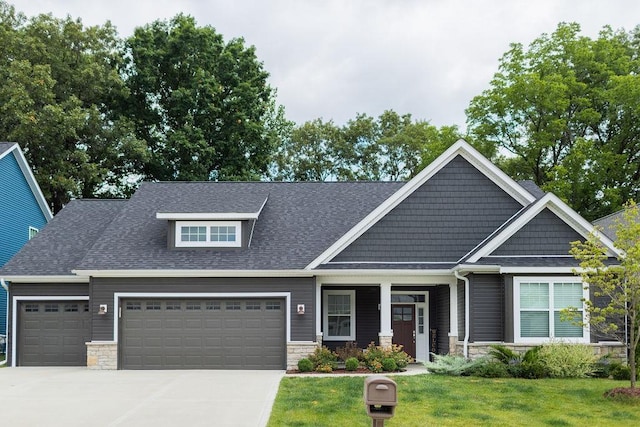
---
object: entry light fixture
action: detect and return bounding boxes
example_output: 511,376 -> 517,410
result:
98,304 -> 108,315
297,304 -> 305,315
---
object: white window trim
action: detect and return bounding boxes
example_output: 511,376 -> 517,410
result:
513,276 -> 590,344
323,290 -> 356,341
28,226 -> 39,240
175,221 -> 241,248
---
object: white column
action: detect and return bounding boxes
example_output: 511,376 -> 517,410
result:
449,281 -> 458,338
315,280 -> 322,338
379,282 -> 393,337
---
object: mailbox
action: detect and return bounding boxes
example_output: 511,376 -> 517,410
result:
364,376 -> 397,421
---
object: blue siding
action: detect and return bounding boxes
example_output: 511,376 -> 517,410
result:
0,150 -> 48,336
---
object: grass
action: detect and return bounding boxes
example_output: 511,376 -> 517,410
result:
268,375 -> 639,426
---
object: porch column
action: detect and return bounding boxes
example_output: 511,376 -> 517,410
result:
379,282 -> 393,346
315,281 -> 323,342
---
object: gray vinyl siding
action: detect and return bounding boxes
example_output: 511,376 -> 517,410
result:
7,282 -> 89,366
332,156 -> 523,263
90,277 -> 315,342
469,274 -> 504,342
457,279 -> 465,340
434,285 -> 450,354
492,208 -> 585,255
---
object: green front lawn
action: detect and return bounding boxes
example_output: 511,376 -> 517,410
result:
268,375 -> 638,426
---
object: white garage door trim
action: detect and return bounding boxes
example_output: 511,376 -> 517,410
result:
11,295 -> 90,367
113,292 -> 291,343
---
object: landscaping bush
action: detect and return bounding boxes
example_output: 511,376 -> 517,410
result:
591,355 -> 614,378
308,346 -> 338,372
610,363 -> 632,381
335,342 -> 362,362
363,342 -> 412,373
297,358 -> 313,372
467,359 -> 511,378
345,357 -> 360,371
537,343 -> 596,378
382,357 -> 397,372
423,354 -> 480,376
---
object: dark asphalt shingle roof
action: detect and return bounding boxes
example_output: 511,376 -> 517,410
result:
592,209 -> 624,241
154,182 -> 270,214
518,180 -> 546,199
0,199 -> 126,275
0,142 -> 16,156
75,181 -> 404,271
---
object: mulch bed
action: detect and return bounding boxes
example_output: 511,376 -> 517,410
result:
603,387 -> 640,400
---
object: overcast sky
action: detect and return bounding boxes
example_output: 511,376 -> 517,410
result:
9,0 -> 640,130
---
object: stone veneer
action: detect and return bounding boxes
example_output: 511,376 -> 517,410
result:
86,341 -> 117,370
378,334 -> 393,348
287,342 -> 320,370
454,342 -> 627,362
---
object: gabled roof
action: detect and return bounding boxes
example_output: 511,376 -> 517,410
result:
0,142 -> 53,221
592,209 -> 625,241
73,181 -> 403,273
465,193 -> 621,262
0,199 -> 126,279
305,139 -> 537,269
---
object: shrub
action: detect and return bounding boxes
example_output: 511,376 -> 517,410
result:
382,358 -> 397,372
336,342 -> 363,362
345,357 -> 360,371
297,358 -> 313,372
610,363 -> 632,381
424,354 -> 480,376
467,359 -> 511,378
362,342 -> 412,372
488,344 -> 520,365
308,346 -> 338,372
592,355 -> 614,378
537,343 -> 596,378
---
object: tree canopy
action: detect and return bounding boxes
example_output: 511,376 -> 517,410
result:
467,23 -> 640,220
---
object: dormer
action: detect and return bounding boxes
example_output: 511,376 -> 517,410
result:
156,195 -> 268,250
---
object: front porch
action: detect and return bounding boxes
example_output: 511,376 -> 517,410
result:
315,276 -> 458,363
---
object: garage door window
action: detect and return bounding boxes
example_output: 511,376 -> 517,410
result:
24,304 -> 39,312
266,301 -> 281,310
206,301 -> 221,310
45,304 -> 58,312
146,301 -> 161,310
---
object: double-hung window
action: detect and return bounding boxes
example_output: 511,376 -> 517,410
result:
175,221 -> 241,247
514,277 -> 588,343
323,290 -> 355,341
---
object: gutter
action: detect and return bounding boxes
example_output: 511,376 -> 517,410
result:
0,278 -> 7,366
453,270 -> 470,358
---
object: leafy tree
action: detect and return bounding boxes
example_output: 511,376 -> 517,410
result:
569,201 -> 640,388
467,23 -> 640,220
0,2 -> 147,212
270,110 -> 463,181
122,14 -> 277,181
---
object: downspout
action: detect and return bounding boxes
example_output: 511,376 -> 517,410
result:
0,278 -> 8,366
454,271 -> 470,358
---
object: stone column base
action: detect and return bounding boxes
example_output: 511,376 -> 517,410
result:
287,341 -> 321,370
378,334 -> 393,348
86,341 -> 117,370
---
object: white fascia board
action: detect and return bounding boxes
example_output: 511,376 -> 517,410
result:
314,269 -> 454,277
156,212 -> 259,220
499,267 -> 581,274
453,264 -> 501,273
305,139 -> 536,269
6,144 -> 53,221
72,269 -> 315,278
467,193 -> 621,263
1,275 -> 88,283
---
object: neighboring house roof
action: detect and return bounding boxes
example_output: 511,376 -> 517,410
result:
1,140 -> 618,279
0,142 -> 53,221
517,180 -> 546,199
0,199 -> 126,277
592,209 -> 625,241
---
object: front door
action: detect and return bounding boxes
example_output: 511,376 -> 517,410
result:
392,304 -> 415,357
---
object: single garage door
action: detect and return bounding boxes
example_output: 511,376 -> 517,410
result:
120,298 -> 286,370
18,301 -> 90,366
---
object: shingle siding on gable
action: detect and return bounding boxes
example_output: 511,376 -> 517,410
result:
491,208 -> 584,256
332,156 -> 523,263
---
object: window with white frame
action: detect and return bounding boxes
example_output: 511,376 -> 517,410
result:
513,277 -> 588,343
323,290 -> 355,341
175,221 -> 241,247
28,226 -> 39,240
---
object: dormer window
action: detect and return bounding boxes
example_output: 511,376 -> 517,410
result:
175,221 -> 242,247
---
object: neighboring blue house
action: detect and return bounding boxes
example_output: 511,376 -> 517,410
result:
0,142 -> 52,347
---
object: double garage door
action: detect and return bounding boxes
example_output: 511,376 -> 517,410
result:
120,298 -> 286,370
17,300 -> 90,366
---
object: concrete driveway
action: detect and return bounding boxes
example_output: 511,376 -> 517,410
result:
0,368 -> 284,427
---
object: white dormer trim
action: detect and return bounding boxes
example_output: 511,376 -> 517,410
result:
0,143 -> 53,221
305,139 -> 536,269
466,193 -> 621,262
157,212 -> 259,220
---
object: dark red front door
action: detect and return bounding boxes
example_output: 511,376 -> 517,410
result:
392,304 -> 415,357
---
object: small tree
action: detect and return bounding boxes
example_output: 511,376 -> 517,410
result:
569,201 -> 640,389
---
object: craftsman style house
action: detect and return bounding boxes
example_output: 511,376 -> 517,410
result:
0,140 -> 622,369
0,143 -> 52,349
